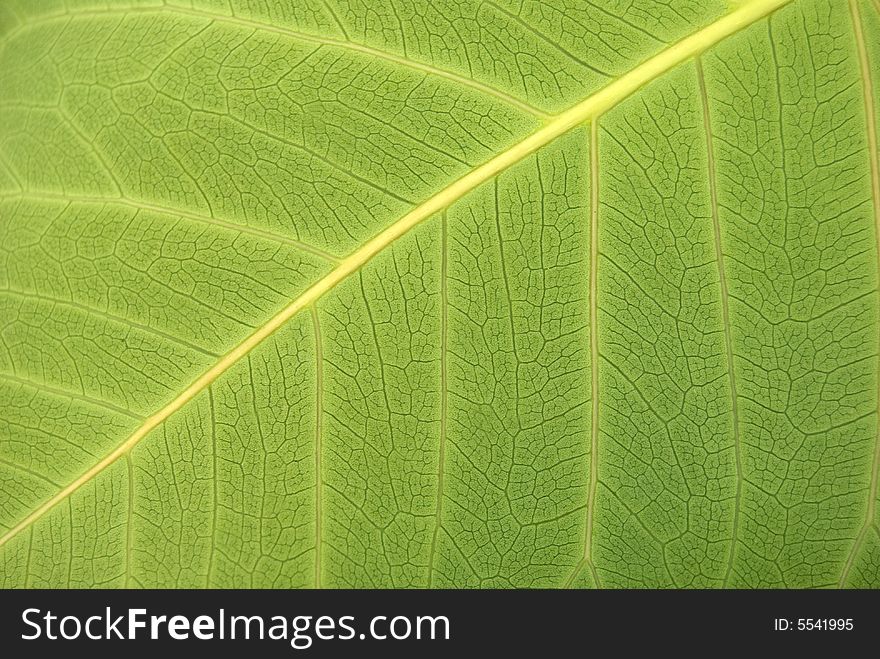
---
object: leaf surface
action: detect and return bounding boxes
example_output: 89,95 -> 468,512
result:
0,0 -> 878,588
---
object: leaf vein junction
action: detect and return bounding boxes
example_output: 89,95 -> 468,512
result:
0,0 -> 794,551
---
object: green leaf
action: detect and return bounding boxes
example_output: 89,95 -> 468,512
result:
0,0 -> 878,588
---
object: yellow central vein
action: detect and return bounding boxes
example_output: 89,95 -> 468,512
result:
697,58 -> 743,587
0,0 -> 793,551
840,0 -> 880,588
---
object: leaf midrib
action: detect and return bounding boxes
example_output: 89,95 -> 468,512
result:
0,0 -> 794,551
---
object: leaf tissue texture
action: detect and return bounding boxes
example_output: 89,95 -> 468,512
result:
0,0 -> 878,589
